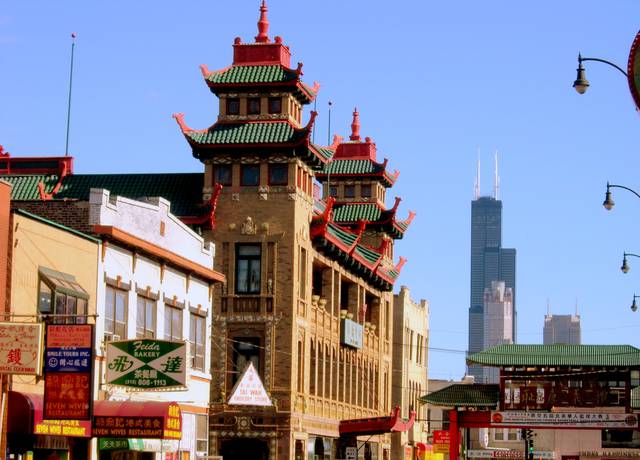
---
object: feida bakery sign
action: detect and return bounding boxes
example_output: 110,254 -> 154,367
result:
106,339 -> 186,390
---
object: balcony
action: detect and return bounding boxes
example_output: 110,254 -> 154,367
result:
220,295 -> 274,315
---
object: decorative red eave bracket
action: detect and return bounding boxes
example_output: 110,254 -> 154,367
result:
37,161 -> 69,200
310,196 -> 334,238
180,183 -> 223,230
172,113 -> 194,133
400,211 -> 416,228
395,257 -> 408,273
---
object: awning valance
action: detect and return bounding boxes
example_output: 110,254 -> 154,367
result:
92,400 -> 182,439
7,391 -> 91,437
339,406 -> 415,437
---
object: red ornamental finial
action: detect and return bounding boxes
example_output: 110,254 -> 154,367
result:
350,107 -> 361,141
255,0 -> 270,43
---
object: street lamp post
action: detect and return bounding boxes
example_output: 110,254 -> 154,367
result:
620,252 -> 640,274
573,53 -> 629,95
631,294 -> 639,313
602,182 -> 640,211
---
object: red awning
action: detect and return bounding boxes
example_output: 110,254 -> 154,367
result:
92,400 -> 182,440
7,392 -> 91,437
339,406 -> 416,436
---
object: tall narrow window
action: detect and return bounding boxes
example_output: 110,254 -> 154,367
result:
196,414 -> 208,454
190,313 -> 206,371
247,97 -> 261,115
164,305 -> 183,341
226,98 -> 240,115
136,295 -> 156,338
344,185 -> 355,198
105,286 -> 127,340
214,165 -> 232,186
241,164 -> 260,186
232,337 -> 260,385
268,163 -> 288,185
268,97 -> 282,114
298,247 -> 307,300
236,244 -> 261,294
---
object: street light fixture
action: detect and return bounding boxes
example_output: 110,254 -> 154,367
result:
602,182 -> 640,211
631,294 -> 639,313
573,53 -> 628,95
621,252 -> 640,273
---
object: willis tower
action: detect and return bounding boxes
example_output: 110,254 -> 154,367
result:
468,155 -> 516,382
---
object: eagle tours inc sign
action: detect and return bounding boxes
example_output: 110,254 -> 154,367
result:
106,339 -> 186,390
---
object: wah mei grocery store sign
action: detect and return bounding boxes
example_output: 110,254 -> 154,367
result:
106,339 -> 186,390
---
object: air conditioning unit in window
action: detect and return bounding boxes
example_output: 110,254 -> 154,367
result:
104,334 -> 121,342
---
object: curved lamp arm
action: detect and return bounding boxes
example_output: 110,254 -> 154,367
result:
579,55 -> 628,78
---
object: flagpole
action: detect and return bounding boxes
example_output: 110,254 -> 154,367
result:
65,33 -> 77,157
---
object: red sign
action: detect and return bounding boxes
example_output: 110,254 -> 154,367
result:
44,372 -> 91,420
93,402 -> 182,439
47,325 -> 93,348
433,430 -> 450,444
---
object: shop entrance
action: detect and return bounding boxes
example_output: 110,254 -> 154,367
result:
220,438 -> 269,460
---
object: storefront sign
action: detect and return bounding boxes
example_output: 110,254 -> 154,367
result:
34,418 -> 91,437
0,322 -> 44,375
491,411 -> 638,428
43,324 -> 93,420
580,451 -> 640,458
346,447 -> 357,460
44,372 -> 91,420
467,450 -> 555,459
106,339 -> 186,390
433,430 -> 450,453
93,402 -> 182,439
228,361 -> 272,406
45,324 -> 92,372
340,318 -> 363,349
98,438 -> 179,452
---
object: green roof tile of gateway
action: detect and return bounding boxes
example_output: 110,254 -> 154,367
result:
2,173 -> 204,217
207,65 -> 299,85
186,121 -> 306,145
419,384 -> 499,408
323,159 -> 385,175
467,344 -> 640,367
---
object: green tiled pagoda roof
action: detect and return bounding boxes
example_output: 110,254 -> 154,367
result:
419,384 -> 499,408
207,65 -> 298,85
326,222 -> 358,249
318,158 -> 396,186
353,245 -> 382,265
187,121 -> 305,145
2,174 -> 57,200
467,344 -> 640,367
333,203 -> 382,222
324,159 -> 384,175
2,173 -> 204,217
311,144 -> 335,162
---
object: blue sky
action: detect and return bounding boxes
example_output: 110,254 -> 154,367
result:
2,1 -> 640,380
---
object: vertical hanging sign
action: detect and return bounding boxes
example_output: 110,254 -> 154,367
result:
43,324 -> 94,420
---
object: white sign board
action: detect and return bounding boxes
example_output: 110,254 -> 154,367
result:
345,447 -> 357,460
228,362 -> 272,406
491,411 -> 638,429
0,322 -> 44,375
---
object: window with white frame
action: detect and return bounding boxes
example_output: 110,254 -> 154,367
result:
105,286 -> 127,340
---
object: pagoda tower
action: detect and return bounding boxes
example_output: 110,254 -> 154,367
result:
175,3 -> 413,459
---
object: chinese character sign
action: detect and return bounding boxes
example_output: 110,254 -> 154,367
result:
106,339 -> 186,390
43,324 -> 94,420
0,322 -> 44,375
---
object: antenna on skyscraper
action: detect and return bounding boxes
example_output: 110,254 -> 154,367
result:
575,298 -> 579,316
493,151 -> 500,200
474,150 -> 480,199
547,298 -> 550,316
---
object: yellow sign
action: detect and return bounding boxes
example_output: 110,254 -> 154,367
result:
34,418 -> 90,437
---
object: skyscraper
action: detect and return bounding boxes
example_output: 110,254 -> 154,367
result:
483,281 -> 514,383
544,313 -> 581,345
468,159 -> 516,382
